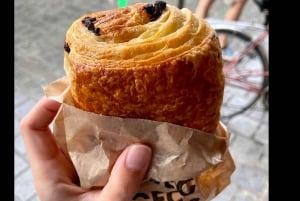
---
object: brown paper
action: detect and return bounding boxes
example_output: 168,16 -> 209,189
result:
44,77 -> 235,201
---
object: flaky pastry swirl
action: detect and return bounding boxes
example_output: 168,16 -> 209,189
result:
64,1 -> 224,133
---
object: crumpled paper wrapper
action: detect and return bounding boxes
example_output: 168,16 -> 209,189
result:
44,77 -> 235,201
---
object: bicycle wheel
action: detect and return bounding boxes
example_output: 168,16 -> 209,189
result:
215,28 -> 269,119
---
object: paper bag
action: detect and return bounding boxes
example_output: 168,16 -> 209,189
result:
44,77 -> 235,201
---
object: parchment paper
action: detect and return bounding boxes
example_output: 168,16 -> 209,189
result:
44,77 -> 235,201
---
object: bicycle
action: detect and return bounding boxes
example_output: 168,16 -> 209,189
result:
206,0 -> 269,119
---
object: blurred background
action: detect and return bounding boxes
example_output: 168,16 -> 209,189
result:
15,0 -> 268,200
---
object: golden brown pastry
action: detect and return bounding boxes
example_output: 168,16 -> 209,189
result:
63,1 -> 224,133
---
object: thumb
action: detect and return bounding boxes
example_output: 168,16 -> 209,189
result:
100,144 -> 152,201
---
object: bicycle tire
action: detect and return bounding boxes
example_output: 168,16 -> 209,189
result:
215,28 -> 269,119
262,85 -> 269,110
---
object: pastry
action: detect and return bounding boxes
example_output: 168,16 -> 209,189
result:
63,1 -> 224,133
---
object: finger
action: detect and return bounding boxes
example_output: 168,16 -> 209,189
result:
100,144 -> 152,201
20,96 -> 62,161
20,97 -> 79,184
20,97 -> 86,198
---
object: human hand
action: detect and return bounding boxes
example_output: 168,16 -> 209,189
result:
20,96 -> 152,201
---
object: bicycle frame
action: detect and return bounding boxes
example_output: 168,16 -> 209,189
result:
207,18 -> 269,117
223,28 -> 269,93
209,19 -> 268,85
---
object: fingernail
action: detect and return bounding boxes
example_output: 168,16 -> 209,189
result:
126,144 -> 152,171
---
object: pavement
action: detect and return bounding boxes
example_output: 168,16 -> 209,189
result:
14,0 -> 268,200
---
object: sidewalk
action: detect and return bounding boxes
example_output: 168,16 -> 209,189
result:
15,1 -> 268,200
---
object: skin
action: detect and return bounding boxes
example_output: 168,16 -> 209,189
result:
195,0 -> 248,47
19,96 -> 152,201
